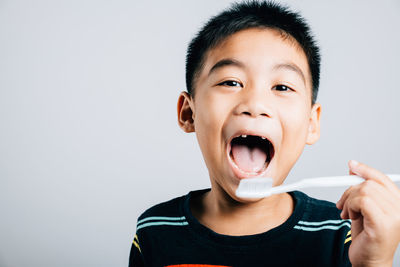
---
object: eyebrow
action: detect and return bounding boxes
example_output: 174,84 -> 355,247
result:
272,63 -> 306,85
208,58 -> 245,77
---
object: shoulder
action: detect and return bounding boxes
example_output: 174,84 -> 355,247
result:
292,190 -> 351,238
289,191 -> 352,266
293,190 -> 344,220
130,193 -> 191,264
136,193 -> 188,232
138,194 -> 185,220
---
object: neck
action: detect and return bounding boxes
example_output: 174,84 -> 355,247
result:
191,183 -> 294,236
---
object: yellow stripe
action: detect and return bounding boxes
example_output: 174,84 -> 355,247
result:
133,234 -> 141,253
344,236 -> 352,244
346,230 -> 351,237
133,240 -> 141,253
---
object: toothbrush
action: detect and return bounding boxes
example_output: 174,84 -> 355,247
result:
235,175 -> 400,199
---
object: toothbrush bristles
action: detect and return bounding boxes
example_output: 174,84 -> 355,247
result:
235,177 -> 274,198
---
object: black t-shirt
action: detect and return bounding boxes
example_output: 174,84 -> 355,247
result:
129,189 -> 351,266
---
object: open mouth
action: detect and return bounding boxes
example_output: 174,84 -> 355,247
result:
229,134 -> 275,176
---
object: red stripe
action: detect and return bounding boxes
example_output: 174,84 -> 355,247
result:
166,265 -> 231,267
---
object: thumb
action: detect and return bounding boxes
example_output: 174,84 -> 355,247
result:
348,160 -> 362,177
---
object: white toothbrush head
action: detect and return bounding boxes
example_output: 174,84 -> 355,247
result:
235,177 -> 274,199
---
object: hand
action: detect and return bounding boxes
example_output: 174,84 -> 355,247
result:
336,160 -> 400,267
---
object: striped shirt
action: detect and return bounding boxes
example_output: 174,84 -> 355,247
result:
129,189 -> 351,266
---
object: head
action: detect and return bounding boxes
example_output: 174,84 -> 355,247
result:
177,1 -> 322,202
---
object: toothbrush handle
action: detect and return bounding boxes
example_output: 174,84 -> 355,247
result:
270,181 -> 307,195
270,174 -> 400,195
303,175 -> 365,187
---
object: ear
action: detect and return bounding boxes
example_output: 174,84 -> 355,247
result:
177,91 -> 195,133
306,103 -> 321,145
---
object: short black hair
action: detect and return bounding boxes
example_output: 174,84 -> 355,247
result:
185,0 -> 321,104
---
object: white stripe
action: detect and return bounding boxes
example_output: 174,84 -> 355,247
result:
137,216 -> 186,225
294,223 -> 351,232
298,219 -> 351,226
136,221 -> 189,230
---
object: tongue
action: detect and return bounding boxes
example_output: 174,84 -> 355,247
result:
231,144 -> 267,173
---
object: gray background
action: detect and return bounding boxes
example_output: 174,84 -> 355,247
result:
1,0 -> 399,266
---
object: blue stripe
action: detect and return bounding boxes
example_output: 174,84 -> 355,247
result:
298,219 -> 351,226
294,223 -> 351,232
136,221 -> 189,230
137,216 -> 186,225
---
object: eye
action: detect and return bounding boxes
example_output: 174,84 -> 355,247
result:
217,80 -> 243,87
273,84 -> 293,92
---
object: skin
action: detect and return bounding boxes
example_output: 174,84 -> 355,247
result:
337,160 -> 400,267
177,28 -> 400,266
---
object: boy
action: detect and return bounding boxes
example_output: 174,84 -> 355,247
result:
130,1 -> 400,266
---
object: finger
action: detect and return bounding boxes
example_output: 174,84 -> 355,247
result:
340,200 -> 350,220
339,185 -> 359,219
345,195 -> 384,230
353,180 -> 396,215
338,160 -> 400,210
339,184 -> 362,220
349,160 -> 400,194
340,179 -> 397,217
349,160 -> 389,185
350,217 -> 363,240
340,192 -> 358,220
337,185 -> 356,210
349,168 -> 357,176
341,194 -> 384,240
338,161 -> 371,210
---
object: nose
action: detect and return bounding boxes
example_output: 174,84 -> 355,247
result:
233,89 -> 273,118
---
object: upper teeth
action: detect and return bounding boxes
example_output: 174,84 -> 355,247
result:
240,135 -> 267,139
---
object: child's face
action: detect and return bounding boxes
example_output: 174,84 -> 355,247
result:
178,28 -> 321,201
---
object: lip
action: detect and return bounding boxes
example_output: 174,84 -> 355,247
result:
226,130 -> 275,179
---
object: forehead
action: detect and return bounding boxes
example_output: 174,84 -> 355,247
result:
198,28 -> 312,89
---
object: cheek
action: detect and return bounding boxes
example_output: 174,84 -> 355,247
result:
195,94 -> 222,135
194,93 -> 229,157
195,90 -> 234,129
279,104 -> 310,154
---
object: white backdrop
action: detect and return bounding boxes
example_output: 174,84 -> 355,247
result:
1,0 -> 399,266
